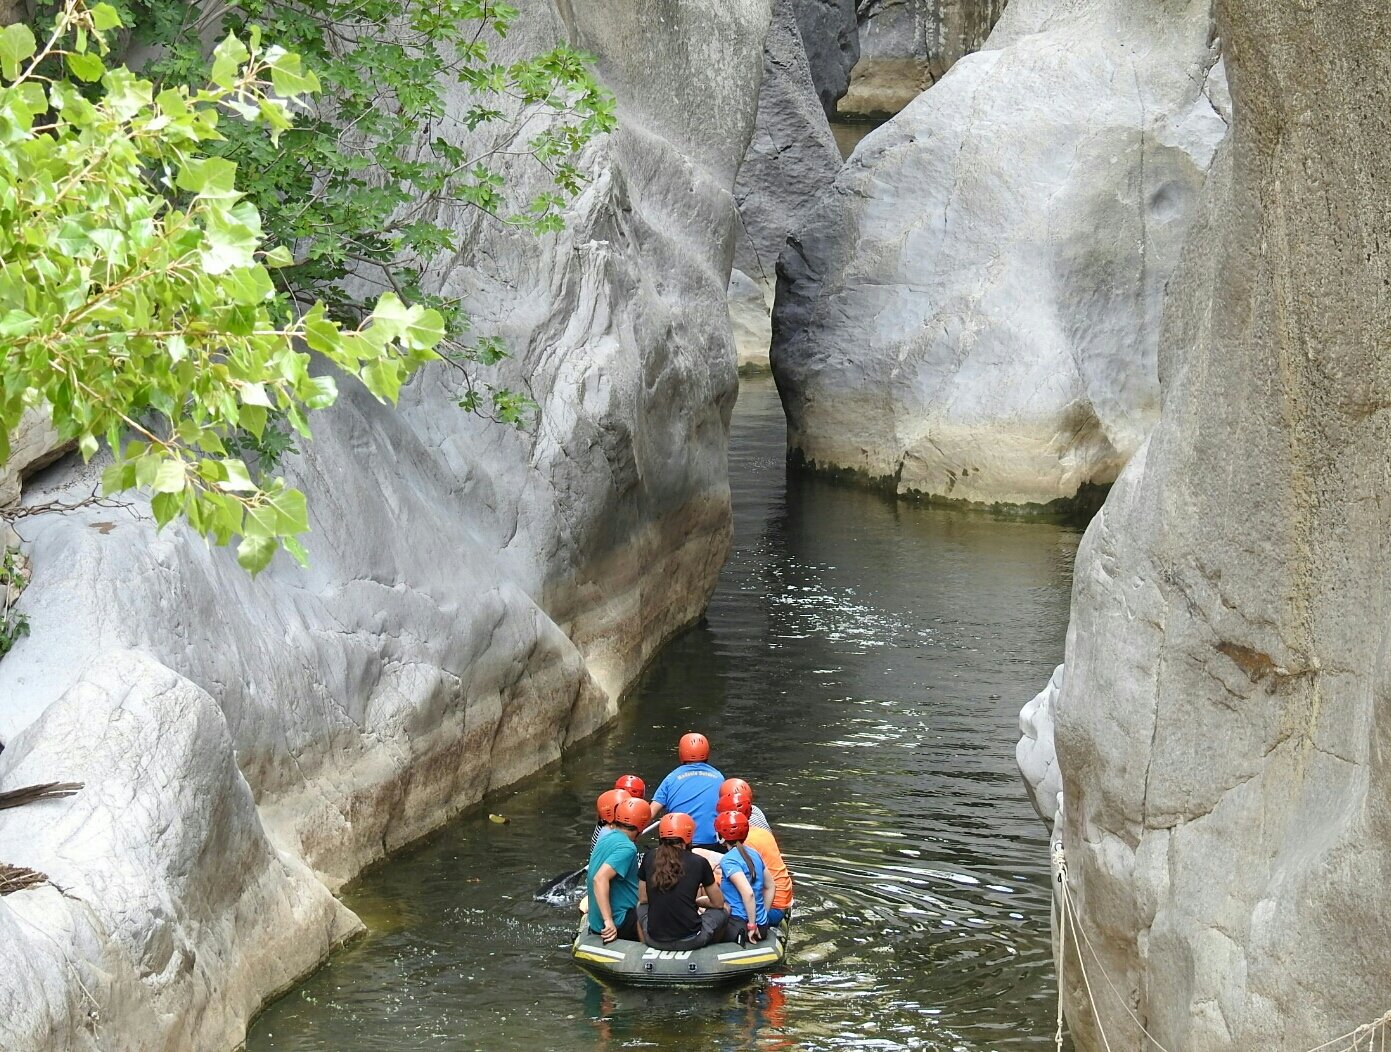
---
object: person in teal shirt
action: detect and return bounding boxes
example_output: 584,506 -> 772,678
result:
586,796 -> 651,942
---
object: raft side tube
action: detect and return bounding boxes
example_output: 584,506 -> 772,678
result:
571,918 -> 789,987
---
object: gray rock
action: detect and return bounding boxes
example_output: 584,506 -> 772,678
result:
841,0 -> 1008,118
1029,3 -> 1391,1049
773,0 -> 1228,508
733,0 -> 844,371
0,408 -> 70,509
0,650 -> 358,1052
789,0 -> 860,114
729,269 -> 774,374
0,0 -> 770,1047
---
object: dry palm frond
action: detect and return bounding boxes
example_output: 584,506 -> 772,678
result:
0,782 -> 83,811
0,863 -> 49,895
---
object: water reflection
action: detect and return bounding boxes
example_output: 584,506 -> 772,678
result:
247,378 -> 1080,1051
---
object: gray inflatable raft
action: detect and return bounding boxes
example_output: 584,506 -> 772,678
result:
572,918 -> 789,986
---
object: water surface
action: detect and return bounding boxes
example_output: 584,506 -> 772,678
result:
249,377 -> 1080,1051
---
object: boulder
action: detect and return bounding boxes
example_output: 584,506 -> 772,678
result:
733,0 -> 844,372
773,0 -> 1229,509
789,0 -> 860,114
0,408 -> 70,509
841,0 -> 1009,118
0,0 -> 770,1047
1029,2 -> 1391,1048
0,651 -> 358,1052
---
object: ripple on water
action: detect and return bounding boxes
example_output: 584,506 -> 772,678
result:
247,379 -> 1079,1052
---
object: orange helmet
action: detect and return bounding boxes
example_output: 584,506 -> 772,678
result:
714,810 -> 750,843
678,732 -> 710,763
658,812 -> 696,845
595,788 -> 631,822
720,777 -> 752,800
614,773 -> 646,799
614,796 -> 652,831
717,790 -> 753,817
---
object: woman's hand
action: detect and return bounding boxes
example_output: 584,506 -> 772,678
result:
600,920 -> 619,943
746,921 -> 762,944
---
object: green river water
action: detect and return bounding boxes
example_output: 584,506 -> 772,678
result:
247,377 -> 1081,1051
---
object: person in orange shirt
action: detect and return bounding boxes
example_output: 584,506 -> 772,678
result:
717,789 -> 792,925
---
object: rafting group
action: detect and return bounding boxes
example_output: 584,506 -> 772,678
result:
571,733 -> 794,984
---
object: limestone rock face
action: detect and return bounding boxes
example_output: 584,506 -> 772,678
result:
772,0 -> 1228,508
0,652 -> 358,1052
1016,662 -> 1062,824
0,1 -> 769,1047
0,408 -> 69,509
1032,3 -> 1391,1049
732,0 -> 843,372
841,0 -> 1008,118
789,0 -> 860,114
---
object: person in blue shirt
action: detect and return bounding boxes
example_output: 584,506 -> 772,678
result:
714,810 -> 771,944
648,732 -> 725,849
586,796 -> 652,943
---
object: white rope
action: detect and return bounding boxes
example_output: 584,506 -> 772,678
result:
1049,842 -> 1390,1052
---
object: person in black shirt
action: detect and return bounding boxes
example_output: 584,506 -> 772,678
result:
637,812 -> 728,950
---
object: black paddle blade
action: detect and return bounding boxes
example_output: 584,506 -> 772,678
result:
534,867 -> 586,906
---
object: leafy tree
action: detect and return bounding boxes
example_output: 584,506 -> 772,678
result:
0,0 -> 614,574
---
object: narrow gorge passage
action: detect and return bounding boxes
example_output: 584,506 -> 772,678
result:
248,378 -> 1081,1051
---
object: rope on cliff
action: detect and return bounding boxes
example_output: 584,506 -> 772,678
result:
1052,842 -> 1391,1052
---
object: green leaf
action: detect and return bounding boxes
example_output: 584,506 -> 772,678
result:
65,51 -> 105,83
217,459 -> 256,492
210,33 -> 250,89
236,534 -> 276,575
176,156 -> 239,199
90,4 -> 122,32
0,24 -> 36,82
151,490 -> 182,527
152,459 -> 187,494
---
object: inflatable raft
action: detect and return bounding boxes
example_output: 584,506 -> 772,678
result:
572,918 -> 789,986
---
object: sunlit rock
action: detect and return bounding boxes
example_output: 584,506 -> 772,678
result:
1016,663 -> 1062,824
840,0 -> 1007,118
773,0 -> 1228,508
0,651 -> 358,1052
1039,3 -> 1391,1048
0,0 -> 770,1047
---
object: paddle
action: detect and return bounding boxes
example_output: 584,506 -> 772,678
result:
533,819 -> 661,903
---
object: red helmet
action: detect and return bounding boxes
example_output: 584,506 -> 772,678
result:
717,790 -> 753,817
595,788 -> 631,823
658,812 -> 696,845
720,778 -> 753,800
678,732 -> 710,763
614,796 -> 652,831
714,810 -> 750,843
614,774 -> 646,799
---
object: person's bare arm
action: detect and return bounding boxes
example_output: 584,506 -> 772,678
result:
638,879 -> 648,905
593,864 -> 620,942
702,879 -> 726,910
729,871 -> 761,943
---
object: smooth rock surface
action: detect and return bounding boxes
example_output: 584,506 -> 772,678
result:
1016,662 -> 1062,825
0,650 -> 358,1052
841,0 -> 1007,118
0,408 -> 69,509
733,0 -> 843,372
789,0 -> 860,114
0,1 -> 769,1047
1031,3 -> 1391,1048
773,0 -> 1228,508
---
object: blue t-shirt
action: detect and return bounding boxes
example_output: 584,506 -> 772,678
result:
719,844 -> 768,926
586,832 -> 639,934
651,762 -> 725,844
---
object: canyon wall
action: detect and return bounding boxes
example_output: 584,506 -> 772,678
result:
0,1 -> 770,1047
773,0 -> 1228,509
732,0 -> 844,373
841,0 -> 1008,118
1023,2 -> 1391,1048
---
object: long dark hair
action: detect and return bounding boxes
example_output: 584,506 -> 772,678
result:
650,839 -> 687,892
